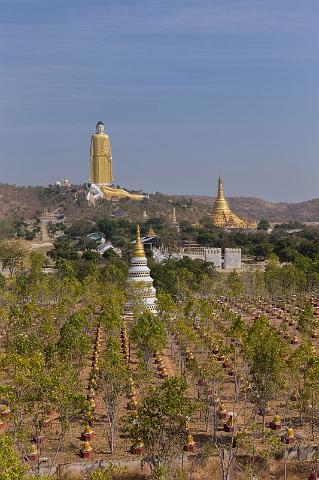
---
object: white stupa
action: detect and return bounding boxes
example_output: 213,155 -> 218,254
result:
62,178 -> 71,188
124,225 -> 157,316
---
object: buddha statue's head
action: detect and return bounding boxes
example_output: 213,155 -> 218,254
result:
96,121 -> 105,134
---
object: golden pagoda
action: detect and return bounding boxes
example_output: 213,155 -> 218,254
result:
147,226 -> 157,237
211,177 -> 256,229
88,121 -> 143,202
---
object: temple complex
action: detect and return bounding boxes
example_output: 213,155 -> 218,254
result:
88,121 -> 144,202
124,225 -> 157,316
211,177 -> 256,229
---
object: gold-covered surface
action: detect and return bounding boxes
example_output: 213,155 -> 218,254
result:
147,227 -> 156,237
211,177 -> 256,229
89,123 -> 144,202
100,185 -> 144,201
133,225 -> 146,257
90,132 -> 113,184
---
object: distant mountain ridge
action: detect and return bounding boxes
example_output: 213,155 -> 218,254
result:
187,195 -> 319,222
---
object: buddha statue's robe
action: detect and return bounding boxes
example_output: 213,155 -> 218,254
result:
90,132 -> 113,185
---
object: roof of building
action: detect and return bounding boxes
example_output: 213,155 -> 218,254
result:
87,232 -> 104,241
96,242 -> 114,254
131,236 -> 157,245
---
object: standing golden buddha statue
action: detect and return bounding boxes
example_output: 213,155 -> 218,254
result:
89,121 -> 113,185
87,121 -> 144,203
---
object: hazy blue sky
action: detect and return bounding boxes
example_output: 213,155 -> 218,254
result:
0,0 -> 318,201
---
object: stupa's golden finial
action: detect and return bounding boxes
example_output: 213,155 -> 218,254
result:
218,176 -> 224,198
133,224 -> 145,257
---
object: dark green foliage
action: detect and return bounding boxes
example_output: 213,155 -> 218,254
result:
82,250 -> 100,262
252,242 -> 272,260
145,217 -> 168,233
101,250 -> 128,287
66,220 -> 95,238
25,230 -> 36,240
97,218 -> 135,247
150,257 -> 216,297
0,219 -> 14,239
49,237 -> 79,260
257,219 -> 270,231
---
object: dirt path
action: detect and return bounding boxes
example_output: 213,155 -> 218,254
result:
29,210 -> 61,252
40,218 -> 50,243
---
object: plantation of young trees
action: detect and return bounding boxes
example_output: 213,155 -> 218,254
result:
1,243 -> 319,479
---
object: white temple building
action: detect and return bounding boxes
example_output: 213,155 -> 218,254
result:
124,225 -> 157,316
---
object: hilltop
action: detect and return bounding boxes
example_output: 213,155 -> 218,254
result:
1,183 -> 319,223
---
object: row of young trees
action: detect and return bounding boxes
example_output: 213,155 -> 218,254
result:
1,238 -> 319,478
152,288 -> 319,479
0,243 -> 135,478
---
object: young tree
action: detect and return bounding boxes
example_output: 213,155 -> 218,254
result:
257,219 -> 270,231
57,310 -> 91,366
226,271 -> 243,299
101,285 -> 126,330
244,317 -> 287,430
288,341 -> 319,435
2,352 -> 85,477
130,311 -> 167,368
297,300 -> 318,338
236,425 -> 284,479
99,339 -> 130,453
160,226 -> 180,256
0,240 -> 27,276
0,434 -> 27,480
124,377 -> 197,471
157,292 -> 178,331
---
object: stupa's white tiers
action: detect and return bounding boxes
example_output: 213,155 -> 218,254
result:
125,253 -> 157,315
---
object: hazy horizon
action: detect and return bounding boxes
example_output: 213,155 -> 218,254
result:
0,1 -> 318,203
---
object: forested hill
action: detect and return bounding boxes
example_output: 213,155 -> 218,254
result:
1,183 -> 319,223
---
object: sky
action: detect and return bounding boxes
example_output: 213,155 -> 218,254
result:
0,0 -> 318,202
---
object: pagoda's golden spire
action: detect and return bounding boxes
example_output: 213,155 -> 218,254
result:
133,224 -> 145,257
211,177 -> 256,229
217,176 -> 224,198
212,176 -> 232,218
